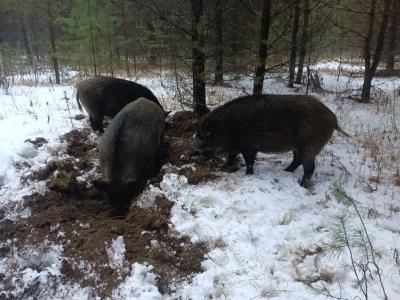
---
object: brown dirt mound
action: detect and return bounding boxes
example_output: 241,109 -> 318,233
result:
164,111 -> 221,184
1,114 -> 221,298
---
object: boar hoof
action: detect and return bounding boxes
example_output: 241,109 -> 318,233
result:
300,178 -> 313,188
245,167 -> 254,175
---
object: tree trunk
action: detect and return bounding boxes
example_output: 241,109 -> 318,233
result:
47,1 -> 60,84
191,0 -> 208,117
386,0 -> 399,71
30,13 -> 40,63
288,0 -> 301,88
295,0 -> 310,84
214,0 -> 224,84
20,13 -> 33,66
361,71 -> 374,102
253,0 -> 272,95
87,0 -> 97,75
361,0 -> 392,103
121,0 -> 130,76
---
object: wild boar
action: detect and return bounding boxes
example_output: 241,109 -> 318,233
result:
76,76 -> 162,132
196,94 -> 350,187
95,98 -> 165,213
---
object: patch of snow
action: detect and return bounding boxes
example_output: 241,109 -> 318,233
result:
137,185 -> 163,208
106,236 -> 126,270
16,142 -> 39,159
112,263 -> 162,300
0,240 -> 91,299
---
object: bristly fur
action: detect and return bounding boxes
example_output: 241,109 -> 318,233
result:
197,94 -> 350,187
75,76 -> 163,132
98,98 -> 165,212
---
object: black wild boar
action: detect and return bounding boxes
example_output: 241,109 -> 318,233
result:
76,76 -> 162,132
95,98 -> 165,212
196,94 -> 350,187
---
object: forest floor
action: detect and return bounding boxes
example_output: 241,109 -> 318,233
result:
0,62 -> 400,299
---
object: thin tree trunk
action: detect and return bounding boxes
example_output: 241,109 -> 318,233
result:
191,0 -> 208,116
30,13 -> 40,63
121,0 -> 130,76
288,0 -> 301,88
361,0 -> 392,103
295,0 -> 310,84
253,0 -> 272,95
386,0 -> 399,71
20,13 -> 33,66
47,1 -> 60,84
214,0 -> 224,84
106,13 -> 114,76
87,0 -> 97,75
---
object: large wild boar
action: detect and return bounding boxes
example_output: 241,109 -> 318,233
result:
95,98 -> 165,212
76,76 -> 162,132
196,94 -> 350,187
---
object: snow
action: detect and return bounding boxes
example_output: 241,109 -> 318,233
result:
1,68 -> 400,299
106,236 -> 127,270
112,263 -> 162,300
0,240 -> 91,299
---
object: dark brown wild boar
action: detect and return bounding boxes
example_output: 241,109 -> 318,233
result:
95,98 -> 165,213
196,94 -> 350,187
76,76 -> 163,132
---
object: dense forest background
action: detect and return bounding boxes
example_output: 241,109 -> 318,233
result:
0,0 -> 399,107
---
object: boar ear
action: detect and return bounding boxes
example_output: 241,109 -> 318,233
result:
93,179 -> 109,193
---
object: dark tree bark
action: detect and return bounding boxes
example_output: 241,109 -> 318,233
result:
288,0 -> 301,88
47,1 -> 60,84
29,13 -> 40,63
253,0 -> 272,95
386,0 -> 399,71
295,0 -> 310,84
191,0 -> 208,116
120,0 -> 130,76
19,13 -> 33,66
214,0 -> 224,84
87,0 -> 97,75
361,0 -> 392,103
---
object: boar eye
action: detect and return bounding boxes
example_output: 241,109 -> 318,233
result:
204,131 -> 211,137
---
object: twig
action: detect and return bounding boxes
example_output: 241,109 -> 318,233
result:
334,187 -> 388,300
327,151 -> 351,176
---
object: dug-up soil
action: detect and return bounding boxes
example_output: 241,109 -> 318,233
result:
0,111 -> 222,298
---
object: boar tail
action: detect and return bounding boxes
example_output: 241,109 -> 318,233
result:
76,92 -> 83,111
336,125 -> 351,138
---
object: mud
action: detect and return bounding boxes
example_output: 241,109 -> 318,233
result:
0,112 -> 222,297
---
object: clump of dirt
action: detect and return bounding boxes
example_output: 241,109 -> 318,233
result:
164,111 -> 221,184
1,112 -> 219,297
61,128 -> 98,159
393,171 -> 400,186
24,137 -> 48,148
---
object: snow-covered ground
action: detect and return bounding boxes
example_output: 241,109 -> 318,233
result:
1,64 -> 400,299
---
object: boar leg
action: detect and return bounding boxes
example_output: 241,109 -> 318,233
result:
242,150 -> 257,175
221,152 -> 240,172
300,152 -> 316,187
284,149 -> 302,172
89,114 -> 104,133
226,152 -> 238,166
